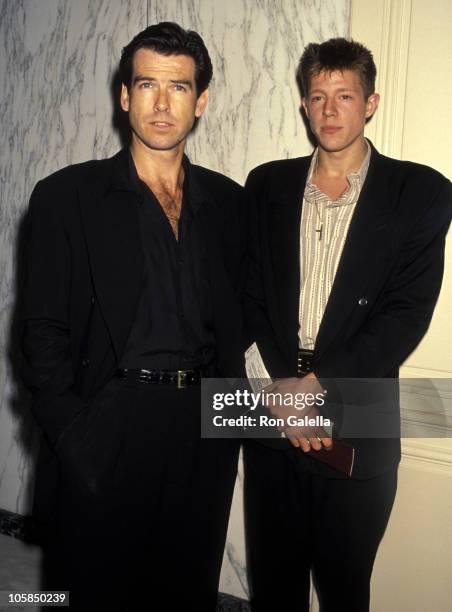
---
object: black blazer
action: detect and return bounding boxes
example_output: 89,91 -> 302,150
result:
22,148 -> 246,451
244,142 -> 451,478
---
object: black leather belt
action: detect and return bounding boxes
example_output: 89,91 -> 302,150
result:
114,367 -> 203,388
297,349 -> 314,377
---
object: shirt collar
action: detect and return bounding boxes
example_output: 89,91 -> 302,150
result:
129,150 -> 211,220
126,150 -> 191,209
305,139 -> 371,206
107,148 -> 212,215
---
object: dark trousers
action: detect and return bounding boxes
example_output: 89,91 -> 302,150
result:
243,441 -> 397,612
42,378 -> 239,611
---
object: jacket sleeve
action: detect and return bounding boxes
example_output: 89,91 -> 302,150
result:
243,168 -> 290,378
315,178 -> 452,379
21,178 -> 86,447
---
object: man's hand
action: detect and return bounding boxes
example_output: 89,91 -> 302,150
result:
263,372 -> 333,452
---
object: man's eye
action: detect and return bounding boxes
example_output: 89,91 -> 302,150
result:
139,82 -> 152,89
311,96 -> 323,102
340,94 -> 351,100
174,84 -> 187,92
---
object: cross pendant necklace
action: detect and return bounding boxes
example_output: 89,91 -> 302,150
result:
314,201 -> 323,242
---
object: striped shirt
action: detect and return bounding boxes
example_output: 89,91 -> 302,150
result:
298,142 -> 371,350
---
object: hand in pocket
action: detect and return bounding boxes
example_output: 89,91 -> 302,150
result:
56,380 -> 125,498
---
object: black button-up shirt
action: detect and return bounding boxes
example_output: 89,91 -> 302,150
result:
119,151 -> 215,370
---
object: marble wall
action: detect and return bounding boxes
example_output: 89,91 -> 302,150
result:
0,0 -> 350,601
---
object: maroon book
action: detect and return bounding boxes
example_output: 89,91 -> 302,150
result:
307,439 -> 355,476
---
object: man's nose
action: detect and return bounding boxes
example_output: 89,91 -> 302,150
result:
323,98 -> 337,116
154,89 -> 169,112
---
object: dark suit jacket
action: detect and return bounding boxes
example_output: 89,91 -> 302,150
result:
244,142 -> 451,478
21,148 -> 246,517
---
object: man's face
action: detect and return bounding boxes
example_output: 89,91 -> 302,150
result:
302,69 -> 379,154
120,48 -> 208,153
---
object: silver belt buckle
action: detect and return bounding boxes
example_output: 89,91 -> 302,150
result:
177,370 -> 187,389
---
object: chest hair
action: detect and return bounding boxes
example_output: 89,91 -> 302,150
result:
147,182 -> 183,240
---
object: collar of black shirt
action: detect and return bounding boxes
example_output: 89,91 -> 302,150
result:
106,148 -> 213,216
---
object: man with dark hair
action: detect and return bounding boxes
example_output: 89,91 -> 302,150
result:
119,22 -> 213,94
22,22 -> 244,610
243,37 -> 451,611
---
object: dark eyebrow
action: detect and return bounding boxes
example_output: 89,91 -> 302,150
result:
132,76 -> 194,89
310,87 -> 359,95
133,75 -> 156,85
170,79 -> 193,89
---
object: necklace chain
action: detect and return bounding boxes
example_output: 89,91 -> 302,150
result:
314,200 -> 323,242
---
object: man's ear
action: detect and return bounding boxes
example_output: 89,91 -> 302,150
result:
195,89 -> 209,118
301,98 -> 309,118
120,83 -> 130,112
365,93 -> 380,119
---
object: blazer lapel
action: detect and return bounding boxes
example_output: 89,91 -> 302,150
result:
78,150 -> 143,360
266,158 -> 311,363
315,147 -> 393,357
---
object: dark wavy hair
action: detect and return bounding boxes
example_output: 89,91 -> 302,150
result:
119,22 -> 213,96
297,38 -> 376,99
